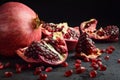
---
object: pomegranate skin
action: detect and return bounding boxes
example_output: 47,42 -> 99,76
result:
0,2 -> 42,56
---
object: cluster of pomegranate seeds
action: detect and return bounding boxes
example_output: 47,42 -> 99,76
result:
105,46 -> 115,54
4,72 -> 13,78
64,69 -> 73,77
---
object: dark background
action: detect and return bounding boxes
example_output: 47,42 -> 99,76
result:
0,0 -> 120,27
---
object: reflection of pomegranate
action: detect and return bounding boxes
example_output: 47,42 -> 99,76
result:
42,22 -> 80,51
16,32 -> 68,66
0,2 -> 42,56
75,32 -> 101,59
80,19 -> 119,42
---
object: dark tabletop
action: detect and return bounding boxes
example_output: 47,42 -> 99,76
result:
0,0 -> 120,80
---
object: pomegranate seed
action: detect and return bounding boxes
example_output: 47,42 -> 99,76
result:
90,58 -> 97,63
4,62 -> 11,68
117,59 -> 120,63
106,48 -> 113,54
91,62 -> 99,70
34,67 -> 42,75
75,66 -> 86,74
74,63 -> 81,69
4,72 -> 13,78
45,67 -> 53,72
104,55 -> 110,60
83,57 -> 90,62
100,49 -> 106,53
61,62 -> 68,67
97,58 -> 102,62
89,70 -> 97,78
108,46 -> 115,51
16,67 -> 22,73
0,62 -> 4,70
99,65 -> 107,71
64,70 -> 73,77
39,73 -> 47,80
75,59 -> 81,64
97,61 -> 103,66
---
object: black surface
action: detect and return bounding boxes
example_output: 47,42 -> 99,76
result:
0,0 -> 120,80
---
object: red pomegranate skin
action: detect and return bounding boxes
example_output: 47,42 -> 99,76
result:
0,2 -> 42,56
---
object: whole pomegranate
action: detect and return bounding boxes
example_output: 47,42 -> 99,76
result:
0,2 -> 42,56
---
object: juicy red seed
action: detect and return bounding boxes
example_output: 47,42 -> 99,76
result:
83,57 -> 90,62
106,48 -> 113,54
75,59 -> 81,64
100,49 -> 106,53
61,62 -> 69,67
104,55 -> 110,60
34,67 -> 42,75
108,46 -> 115,51
89,70 -> 97,78
16,67 -> 22,73
99,65 -> 107,71
97,61 -> 103,66
90,58 -> 97,63
4,62 -> 11,68
4,72 -> 13,78
64,70 -> 73,77
39,73 -> 47,80
91,62 -> 99,70
0,63 -> 4,70
74,63 -> 81,69
97,58 -> 102,62
117,59 -> 120,63
45,67 -> 53,72
75,66 -> 86,74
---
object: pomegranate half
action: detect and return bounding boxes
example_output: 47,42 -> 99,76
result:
16,32 -> 68,66
0,2 -> 42,56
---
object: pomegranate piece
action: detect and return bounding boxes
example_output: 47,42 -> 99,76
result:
42,22 -> 80,51
4,72 -> 13,78
75,32 -> 101,59
64,69 -> 73,77
16,32 -> 68,66
75,66 -> 86,74
80,19 -> 119,42
89,70 -> 97,78
45,67 -> 53,72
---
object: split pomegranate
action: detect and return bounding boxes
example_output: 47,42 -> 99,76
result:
0,2 -> 42,56
80,19 -> 119,42
41,22 -> 80,50
75,32 -> 101,59
16,32 -> 68,66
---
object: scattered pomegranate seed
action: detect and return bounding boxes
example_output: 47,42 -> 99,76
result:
91,62 -> 99,70
74,63 -> 81,69
97,61 -> 103,66
90,58 -> 97,63
75,66 -> 86,74
117,59 -> 120,63
4,62 -> 11,68
89,70 -> 97,78
106,48 -> 113,54
108,46 -> 115,51
16,67 -> 22,73
0,62 -> 4,70
64,69 -> 73,77
39,73 -> 47,80
99,65 -> 107,71
61,62 -> 69,67
100,49 -> 106,53
97,58 -> 102,62
45,67 -> 53,72
34,67 -> 42,75
75,59 -> 81,64
4,72 -> 13,78
104,55 -> 110,60
83,57 -> 90,62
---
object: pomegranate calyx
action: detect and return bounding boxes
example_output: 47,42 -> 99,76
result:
33,14 -> 41,29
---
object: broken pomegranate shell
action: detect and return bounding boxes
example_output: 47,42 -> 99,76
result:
41,22 -> 80,51
75,32 -> 101,59
16,32 -> 68,66
80,18 -> 119,42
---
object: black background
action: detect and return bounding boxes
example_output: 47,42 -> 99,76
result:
0,0 -> 120,27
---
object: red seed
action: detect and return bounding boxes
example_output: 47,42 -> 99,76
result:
74,63 -> 81,69
16,67 -> 22,73
39,73 -> 47,80
89,70 -> 97,78
75,59 -> 81,64
104,55 -> 110,60
64,70 -> 73,77
117,59 -> 120,63
106,48 -> 113,54
91,62 -> 99,70
108,46 -> 115,51
83,57 -> 90,62
75,66 -> 86,74
34,67 -> 42,75
99,65 -> 107,71
100,49 -> 106,53
97,61 -> 103,66
4,72 -> 13,78
45,67 -> 53,72
61,62 -> 69,67
0,62 -> 4,70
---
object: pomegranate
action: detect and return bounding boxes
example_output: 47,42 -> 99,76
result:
80,19 -> 119,42
75,32 -> 101,59
41,22 -> 80,51
0,2 -> 42,56
16,32 -> 68,66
